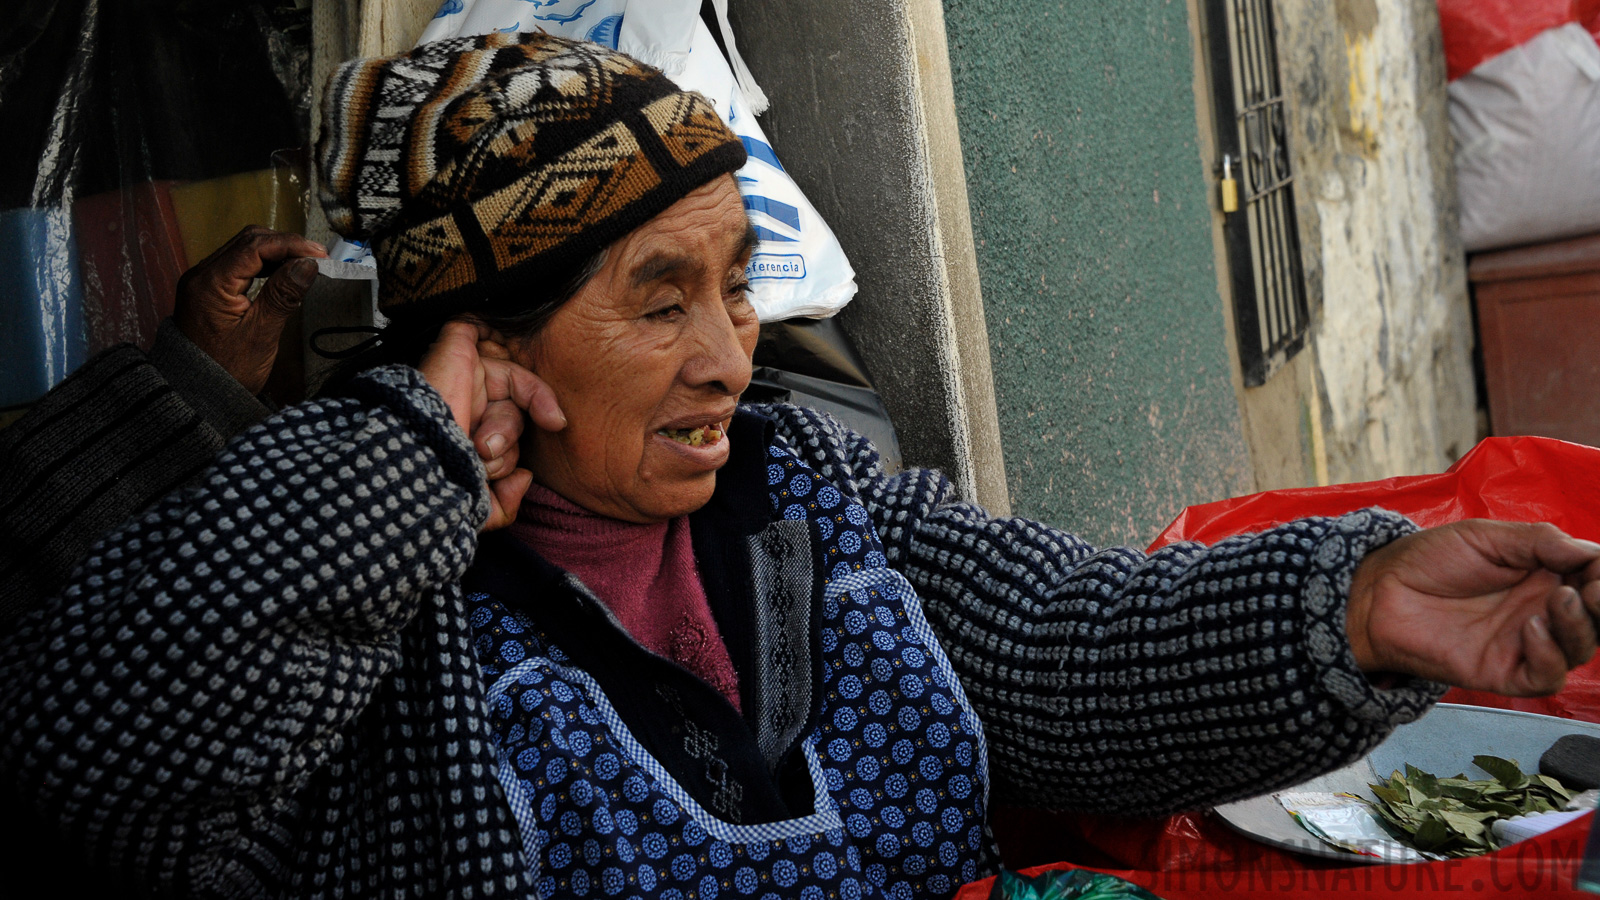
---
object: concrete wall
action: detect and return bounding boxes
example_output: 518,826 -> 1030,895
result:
1275,0 -> 1477,483
726,0 -> 1010,513
940,0 -> 1253,547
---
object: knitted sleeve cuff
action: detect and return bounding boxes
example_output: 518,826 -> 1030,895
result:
1300,507 -> 1448,724
147,319 -> 272,441
339,364 -> 490,526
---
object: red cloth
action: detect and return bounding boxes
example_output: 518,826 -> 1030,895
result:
1437,0 -> 1600,80
973,436 -> 1600,898
509,484 -> 742,710
967,812 -> 1590,899
1150,435 -> 1600,721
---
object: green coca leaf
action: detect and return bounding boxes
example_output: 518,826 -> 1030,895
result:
1473,755 -> 1528,789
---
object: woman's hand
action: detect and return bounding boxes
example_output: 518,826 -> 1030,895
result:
1346,520 -> 1600,696
419,320 -> 564,531
172,226 -> 328,394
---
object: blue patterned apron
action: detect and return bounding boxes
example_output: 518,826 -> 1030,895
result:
468,440 -> 999,899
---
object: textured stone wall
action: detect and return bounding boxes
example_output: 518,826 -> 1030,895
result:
1276,0 -> 1477,482
941,0 -> 1253,546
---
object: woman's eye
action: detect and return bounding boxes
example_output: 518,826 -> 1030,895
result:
727,280 -> 753,300
647,303 -> 686,320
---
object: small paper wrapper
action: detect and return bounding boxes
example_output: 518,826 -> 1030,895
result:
1278,791 -> 1438,862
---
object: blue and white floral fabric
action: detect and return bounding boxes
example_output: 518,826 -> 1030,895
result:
468,439 -> 998,899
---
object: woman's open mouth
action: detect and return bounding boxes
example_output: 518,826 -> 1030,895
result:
656,422 -> 727,446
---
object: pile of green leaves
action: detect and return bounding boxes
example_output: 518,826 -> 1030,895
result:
988,869 -> 1161,900
1367,756 -> 1575,857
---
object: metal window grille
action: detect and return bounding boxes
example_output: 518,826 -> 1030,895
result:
1204,0 -> 1310,387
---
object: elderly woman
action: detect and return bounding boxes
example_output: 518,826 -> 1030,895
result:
3,32 -> 1600,900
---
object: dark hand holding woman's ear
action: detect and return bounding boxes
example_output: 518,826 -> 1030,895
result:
1346,520 -> 1600,696
419,320 -> 565,531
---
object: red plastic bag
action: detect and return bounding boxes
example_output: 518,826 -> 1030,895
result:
1150,434 -> 1600,720
966,812 -> 1590,899
1149,435 -> 1600,548
972,432 -> 1600,890
974,437 -> 1600,898
1437,0 -> 1600,79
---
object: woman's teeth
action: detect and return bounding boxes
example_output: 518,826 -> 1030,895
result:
658,424 -> 725,446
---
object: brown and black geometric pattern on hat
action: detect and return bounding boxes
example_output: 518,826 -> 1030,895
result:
319,30 -> 746,314
416,49 -> 645,210
642,93 -> 745,168
375,216 -> 479,307
475,122 -> 663,270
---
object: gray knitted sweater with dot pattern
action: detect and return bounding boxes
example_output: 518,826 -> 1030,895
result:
0,362 -> 1444,898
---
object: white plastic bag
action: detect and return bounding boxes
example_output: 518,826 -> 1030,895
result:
1451,23 -> 1600,252
330,0 -> 859,321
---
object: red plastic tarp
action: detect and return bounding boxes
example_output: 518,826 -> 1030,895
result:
962,813 -> 1589,900
964,436 -> 1600,898
1438,0 -> 1600,80
1152,434 -> 1600,721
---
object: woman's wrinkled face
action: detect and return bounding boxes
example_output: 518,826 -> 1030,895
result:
512,176 -> 759,523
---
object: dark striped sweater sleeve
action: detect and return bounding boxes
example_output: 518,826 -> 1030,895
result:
763,404 -> 1445,815
0,322 -> 269,625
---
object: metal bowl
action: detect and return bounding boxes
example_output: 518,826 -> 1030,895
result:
1211,703 -> 1600,863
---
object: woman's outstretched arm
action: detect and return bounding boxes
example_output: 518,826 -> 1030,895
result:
765,404 -> 1599,815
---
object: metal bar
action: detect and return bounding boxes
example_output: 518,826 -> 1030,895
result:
1259,192 -> 1285,345
1277,192 -> 1308,352
1261,0 -> 1285,97
1241,174 -> 1295,205
1233,0 -> 1259,108
1268,190 -> 1294,348
1246,0 -> 1272,106
1243,0 -> 1278,351
1259,0 -> 1295,354
1237,95 -> 1285,117
1261,0 -> 1309,354
1259,178 -> 1284,347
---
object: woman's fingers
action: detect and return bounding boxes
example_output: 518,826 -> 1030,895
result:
418,320 -> 493,435
1582,556 -> 1600,593
485,468 -> 534,531
418,322 -> 550,532
1548,585 -> 1598,668
525,378 -> 566,432
476,399 -> 523,478
1455,521 -> 1599,579
1515,615 -> 1570,696
1513,524 -> 1600,575
481,357 -> 566,432
187,225 -> 329,297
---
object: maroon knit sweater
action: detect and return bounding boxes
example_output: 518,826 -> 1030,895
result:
506,483 -> 742,710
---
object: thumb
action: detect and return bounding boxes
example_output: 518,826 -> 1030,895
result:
484,467 -> 535,532
252,257 -> 318,327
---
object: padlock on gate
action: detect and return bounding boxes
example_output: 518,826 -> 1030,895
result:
1220,153 -> 1239,213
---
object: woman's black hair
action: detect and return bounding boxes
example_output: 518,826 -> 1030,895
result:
317,247 -> 608,392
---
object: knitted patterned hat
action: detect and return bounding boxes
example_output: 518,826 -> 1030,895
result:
318,32 -> 747,313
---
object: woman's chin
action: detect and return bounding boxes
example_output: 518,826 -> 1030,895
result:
624,475 -> 718,522
628,434 -> 730,520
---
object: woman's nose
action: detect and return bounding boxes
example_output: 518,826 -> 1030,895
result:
684,296 -> 754,396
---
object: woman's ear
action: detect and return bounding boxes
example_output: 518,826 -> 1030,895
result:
475,328 -> 515,364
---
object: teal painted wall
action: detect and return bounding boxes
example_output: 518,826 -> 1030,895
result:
942,0 -> 1253,546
